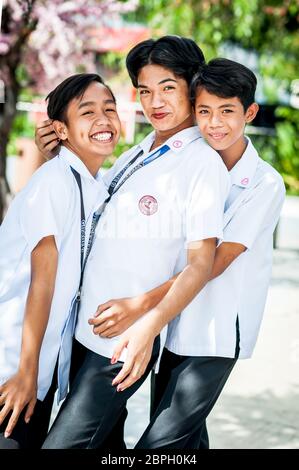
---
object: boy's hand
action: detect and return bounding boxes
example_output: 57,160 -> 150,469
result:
110,318 -> 157,391
88,297 -> 145,338
0,372 -> 37,438
35,119 -> 60,160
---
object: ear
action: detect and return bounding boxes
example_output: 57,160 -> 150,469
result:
52,120 -> 68,141
245,103 -> 259,124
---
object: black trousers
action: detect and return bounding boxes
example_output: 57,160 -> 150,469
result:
135,347 -> 237,449
42,337 -> 160,449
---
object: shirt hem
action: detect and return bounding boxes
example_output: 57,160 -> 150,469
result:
75,332 -> 125,362
165,344 -> 252,359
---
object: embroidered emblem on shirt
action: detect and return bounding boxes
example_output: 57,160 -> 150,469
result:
241,177 -> 249,185
138,195 -> 158,216
172,140 -> 183,148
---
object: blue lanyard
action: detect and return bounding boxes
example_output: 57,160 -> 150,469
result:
70,168 -> 100,300
107,144 -> 170,197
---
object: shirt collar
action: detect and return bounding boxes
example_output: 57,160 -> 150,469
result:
135,126 -> 202,156
137,131 -> 156,154
229,136 -> 259,188
58,146 -> 103,183
166,126 -> 201,153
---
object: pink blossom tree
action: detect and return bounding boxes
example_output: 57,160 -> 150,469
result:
0,0 -> 137,220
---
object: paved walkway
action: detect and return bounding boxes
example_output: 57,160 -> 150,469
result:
125,196 -> 299,449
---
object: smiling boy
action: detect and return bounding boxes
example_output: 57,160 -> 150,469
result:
0,73 -> 120,448
101,58 -> 286,449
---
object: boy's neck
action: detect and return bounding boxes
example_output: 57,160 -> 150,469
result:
150,114 -> 194,151
62,143 -> 105,177
218,136 -> 248,171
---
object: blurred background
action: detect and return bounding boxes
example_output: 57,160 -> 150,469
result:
1,0 -> 299,449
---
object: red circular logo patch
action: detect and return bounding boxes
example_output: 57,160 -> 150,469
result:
138,195 -> 158,216
172,140 -> 183,148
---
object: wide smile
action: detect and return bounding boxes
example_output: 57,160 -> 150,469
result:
90,131 -> 114,143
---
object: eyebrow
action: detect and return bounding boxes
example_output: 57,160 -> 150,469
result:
137,78 -> 178,88
196,103 -> 237,109
78,99 -> 115,109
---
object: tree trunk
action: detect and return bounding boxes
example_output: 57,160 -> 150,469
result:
0,1 -> 38,222
0,74 -> 19,222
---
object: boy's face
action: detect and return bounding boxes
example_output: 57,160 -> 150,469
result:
194,88 -> 258,158
137,64 -> 193,134
55,82 -> 121,174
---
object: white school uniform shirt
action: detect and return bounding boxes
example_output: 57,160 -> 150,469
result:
166,137 -> 286,359
0,147 -> 108,400
75,126 -> 230,360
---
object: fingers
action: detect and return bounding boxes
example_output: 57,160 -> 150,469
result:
111,338 -> 128,365
98,327 -> 119,338
112,360 -> 133,389
36,119 -> 53,129
115,363 -> 146,391
89,304 -> 114,325
5,407 -> 22,438
35,119 -> 59,159
93,301 -> 113,318
24,399 -> 36,424
88,306 -> 116,332
88,314 -> 108,327
92,320 -> 117,336
0,402 -> 11,427
36,125 -> 55,138
37,130 -> 58,145
0,393 -> 6,406
44,139 -> 60,154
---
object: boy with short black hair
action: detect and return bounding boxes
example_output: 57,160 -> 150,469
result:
0,73 -> 120,448
107,58 -> 285,449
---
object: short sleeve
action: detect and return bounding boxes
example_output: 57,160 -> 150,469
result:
19,171 -> 70,252
224,174 -> 285,249
185,152 -> 230,246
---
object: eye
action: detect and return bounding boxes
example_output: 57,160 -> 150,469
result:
139,89 -> 149,95
82,110 -> 93,116
222,109 -> 233,114
197,109 -> 209,115
106,108 -> 116,113
164,85 -> 175,91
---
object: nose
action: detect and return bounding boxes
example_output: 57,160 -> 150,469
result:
151,90 -> 165,109
209,112 -> 223,128
93,110 -> 110,125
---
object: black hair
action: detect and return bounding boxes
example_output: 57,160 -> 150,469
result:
46,73 -> 116,123
190,58 -> 257,111
126,35 -> 205,88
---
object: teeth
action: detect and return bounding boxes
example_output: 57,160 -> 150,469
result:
91,132 -> 112,141
210,134 -> 226,139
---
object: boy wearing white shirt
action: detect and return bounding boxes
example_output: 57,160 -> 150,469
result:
0,73 -> 120,448
42,38 -> 230,449
106,59 -> 285,448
